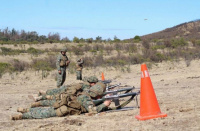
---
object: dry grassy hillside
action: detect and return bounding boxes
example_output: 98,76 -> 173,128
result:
0,41 -> 200,130
0,59 -> 199,130
141,20 -> 200,40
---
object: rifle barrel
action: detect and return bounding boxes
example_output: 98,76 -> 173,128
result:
93,91 -> 140,105
104,87 -> 134,95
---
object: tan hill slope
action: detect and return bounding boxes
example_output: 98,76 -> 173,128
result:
141,19 -> 200,40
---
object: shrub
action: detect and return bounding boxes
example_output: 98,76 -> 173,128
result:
142,40 -> 150,49
31,56 -> 56,71
27,47 -> 44,55
11,59 -> 29,72
171,38 -> 187,48
0,47 -> 26,55
0,62 -> 13,77
133,35 -> 141,42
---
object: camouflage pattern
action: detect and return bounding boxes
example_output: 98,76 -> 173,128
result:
87,82 -> 106,98
39,99 -> 56,106
22,107 -> 56,119
77,82 -> 107,113
76,58 -> 84,80
76,70 -> 82,80
77,95 -> 106,113
87,76 -> 98,83
45,85 -> 67,96
56,53 -> 69,87
60,47 -> 67,52
35,82 -> 91,107
20,82 -> 107,119
81,82 -> 90,91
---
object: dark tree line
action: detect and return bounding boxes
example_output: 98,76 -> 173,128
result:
0,27 -> 141,44
0,27 -> 64,44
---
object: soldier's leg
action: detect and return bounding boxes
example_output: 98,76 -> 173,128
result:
61,70 -> 66,86
76,70 -> 82,80
46,85 -> 67,95
22,107 -> 57,119
80,70 -> 82,80
38,90 -> 46,96
57,70 -> 63,88
31,99 -> 56,107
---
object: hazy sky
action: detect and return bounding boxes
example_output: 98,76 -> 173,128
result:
0,0 -> 199,40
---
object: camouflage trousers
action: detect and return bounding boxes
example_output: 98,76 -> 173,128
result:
76,70 -> 82,80
22,107 -> 57,119
39,99 -> 56,107
57,68 -> 66,87
45,85 -> 68,96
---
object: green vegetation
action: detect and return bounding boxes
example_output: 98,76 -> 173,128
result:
0,47 -> 44,56
0,29 -> 200,77
0,62 -> 13,77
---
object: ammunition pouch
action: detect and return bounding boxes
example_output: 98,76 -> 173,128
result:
53,94 -> 69,108
60,60 -> 65,66
56,106 -> 68,117
88,106 -> 98,114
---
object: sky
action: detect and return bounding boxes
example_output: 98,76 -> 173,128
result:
0,0 -> 200,40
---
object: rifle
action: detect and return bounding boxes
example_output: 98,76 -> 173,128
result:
99,80 -> 112,84
106,83 -> 121,90
104,87 -> 135,95
93,91 -> 140,106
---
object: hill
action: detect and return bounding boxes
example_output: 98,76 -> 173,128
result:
141,19 -> 200,40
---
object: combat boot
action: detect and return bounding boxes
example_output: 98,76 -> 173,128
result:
39,90 -> 46,95
28,95 -> 42,102
17,107 -> 29,113
11,114 -> 23,120
31,102 -> 41,107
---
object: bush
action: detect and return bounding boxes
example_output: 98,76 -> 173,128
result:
0,62 -> 13,77
27,47 -> 44,55
133,35 -> 141,42
171,38 -> 187,48
0,47 -> 25,55
31,56 -> 56,71
11,59 -> 29,72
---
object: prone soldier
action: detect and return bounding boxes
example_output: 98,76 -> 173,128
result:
28,76 -> 99,107
11,81 -> 111,120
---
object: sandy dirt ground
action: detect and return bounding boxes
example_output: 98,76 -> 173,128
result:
0,60 -> 200,131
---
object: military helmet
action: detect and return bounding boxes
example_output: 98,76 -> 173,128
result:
87,76 -> 98,83
61,47 -> 67,52
88,82 -> 106,98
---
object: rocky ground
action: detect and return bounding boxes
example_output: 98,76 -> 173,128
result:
0,60 -> 200,131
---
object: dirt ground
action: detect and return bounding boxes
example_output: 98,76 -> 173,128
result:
0,59 -> 200,131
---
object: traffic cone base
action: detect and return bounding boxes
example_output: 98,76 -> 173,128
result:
135,112 -> 167,120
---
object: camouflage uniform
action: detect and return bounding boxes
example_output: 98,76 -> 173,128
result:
33,76 -> 98,107
76,58 -> 84,80
56,48 -> 70,87
16,82 -> 106,119
44,85 -> 67,96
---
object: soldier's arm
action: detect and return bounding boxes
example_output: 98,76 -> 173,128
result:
66,55 -> 70,65
56,55 -> 61,71
77,58 -> 84,65
77,95 -> 107,113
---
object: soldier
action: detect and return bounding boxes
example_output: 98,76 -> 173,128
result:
11,82 -> 111,120
31,76 -> 98,99
28,76 -> 99,107
56,47 -> 70,87
76,58 -> 84,80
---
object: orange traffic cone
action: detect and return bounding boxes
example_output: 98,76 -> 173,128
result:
101,72 -> 105,81
135,64 -> 167,120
